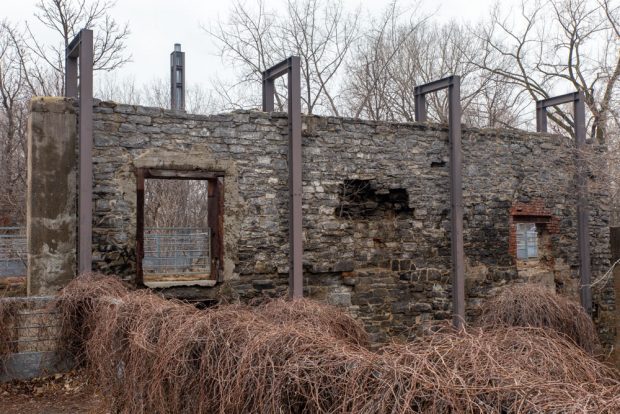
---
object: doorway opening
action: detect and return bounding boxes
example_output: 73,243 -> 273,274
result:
136,169 -> 224,288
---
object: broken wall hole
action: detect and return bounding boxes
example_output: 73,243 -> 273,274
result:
136,169 -> 224,288
336,179 -> 413,219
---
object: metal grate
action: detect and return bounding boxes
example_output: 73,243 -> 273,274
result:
0,227 -> 26,277
0,296 -> 68,382
143,228 -> 210,275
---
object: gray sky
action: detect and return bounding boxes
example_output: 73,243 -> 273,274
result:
4,0 -> 513,90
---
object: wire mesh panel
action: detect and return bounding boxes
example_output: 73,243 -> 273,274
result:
143,228 -> 210,277
0,227 -> 27,277
0,296 -> 69,382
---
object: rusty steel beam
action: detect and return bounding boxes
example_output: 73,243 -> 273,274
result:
414,76 -> 465,330
135,169 -> 145,286
536,91 -> 592,314
65,29 -> 94,275
64,55 -> 78,98
262,56 -> 303,299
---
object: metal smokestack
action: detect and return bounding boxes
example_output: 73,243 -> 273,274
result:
170,43 -> 185,111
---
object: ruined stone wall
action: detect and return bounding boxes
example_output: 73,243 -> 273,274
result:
83,101 -> 612,345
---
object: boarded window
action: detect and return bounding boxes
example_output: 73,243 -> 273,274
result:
516,223 -> 538,259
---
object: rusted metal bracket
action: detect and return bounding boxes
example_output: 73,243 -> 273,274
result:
536,91 -> 592,314
414,76 -> 465,330
262,57 -> 303,299
65,29 -> 94,275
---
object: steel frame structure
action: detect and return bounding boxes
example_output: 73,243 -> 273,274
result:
536,91 -> 592,314
262,56 -> 303,299
65,29 -> 94,275
414,76 -> 465,329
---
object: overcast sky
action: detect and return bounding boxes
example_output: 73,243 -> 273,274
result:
4,0 -> 516,91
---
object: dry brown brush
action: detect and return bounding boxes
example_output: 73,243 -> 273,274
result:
476,283 -> 601,353
54,272 -> 130,362
55,275 -> 620,413
384,326 -> 620,413
254,297 -> 369,347
0,298 -> 20,371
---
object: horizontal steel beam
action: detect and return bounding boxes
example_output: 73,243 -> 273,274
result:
66,32 -> 82,58
413,75 -> 457,95
262,57 -> 293,81
536,92 -> 580,109
144,169 -> 225,180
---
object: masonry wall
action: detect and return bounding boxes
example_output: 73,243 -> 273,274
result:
43,99 -> 613,346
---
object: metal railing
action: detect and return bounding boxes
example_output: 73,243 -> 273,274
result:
142,228 -> 210,275
0,227 -> 26,277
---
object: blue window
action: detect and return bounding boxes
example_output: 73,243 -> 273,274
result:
516,223 -> 538,260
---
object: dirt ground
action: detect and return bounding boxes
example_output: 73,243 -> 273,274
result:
0,371 -> 108,413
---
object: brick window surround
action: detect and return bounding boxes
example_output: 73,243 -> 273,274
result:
508,200 -> 559,259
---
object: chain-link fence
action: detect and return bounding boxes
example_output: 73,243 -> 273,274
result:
143,227 -> 210,276
0,227 -> 26,277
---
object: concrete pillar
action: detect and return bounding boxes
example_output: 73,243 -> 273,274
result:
27,97 -> 77,295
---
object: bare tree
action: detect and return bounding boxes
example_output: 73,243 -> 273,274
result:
96,74 -> 218,115
477,0 -> 620,142
205,0 -> 359,114
23,0 -> 131,96
0,22 -> 29,224
0,1 -> 130,225
144,180 -> 210,229
343,3 -> 529,127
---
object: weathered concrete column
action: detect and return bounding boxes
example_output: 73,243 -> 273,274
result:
27,97 -> 77,295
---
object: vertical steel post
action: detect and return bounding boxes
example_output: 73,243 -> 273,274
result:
78,30 -> 93,275
413,76 -> 465,329
66,29 -> 94,275
536,102 -> 548,133
287,56 -> 303,299
535,92 -> 592,313
262,57 -> 303,299
262,77 -> 275,112
65,55 -> 78,98
574,93 -> 592,314
135,169 -> 145,285
414,93 -> 427,122
448,77 -> 465,329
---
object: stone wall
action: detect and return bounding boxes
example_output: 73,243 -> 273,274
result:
29,98 -> 615,347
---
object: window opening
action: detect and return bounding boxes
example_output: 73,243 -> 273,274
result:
516,222 -> 538,260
